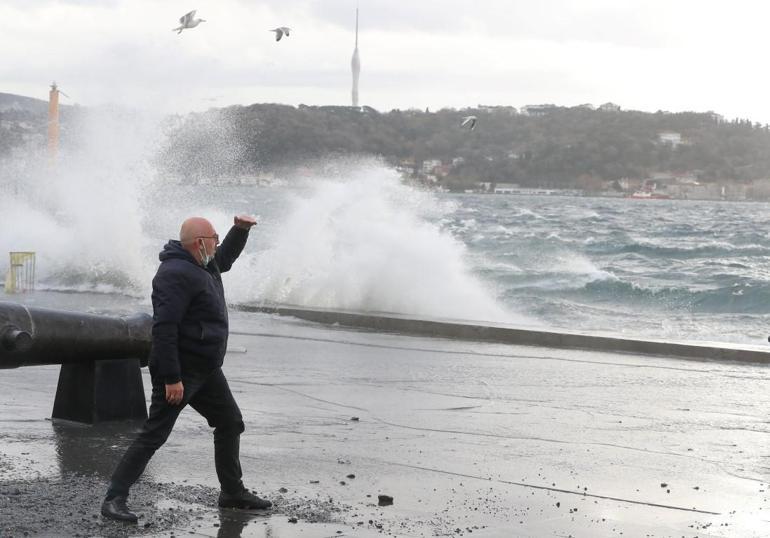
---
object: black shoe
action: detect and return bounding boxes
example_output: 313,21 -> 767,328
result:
101,496 -> 138,523
218,488 -> 272,510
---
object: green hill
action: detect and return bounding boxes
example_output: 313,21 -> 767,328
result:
3,92 -> 770,190
161,103 -> 770,189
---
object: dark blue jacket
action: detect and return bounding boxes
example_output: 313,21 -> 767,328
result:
148,226 -> 249,384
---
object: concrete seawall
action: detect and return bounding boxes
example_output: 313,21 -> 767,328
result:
236,303 -> 770,364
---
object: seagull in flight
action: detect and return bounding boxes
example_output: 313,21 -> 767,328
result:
173,10 -> 206,34
460,115 -> 478,130
270,27 -> 291,41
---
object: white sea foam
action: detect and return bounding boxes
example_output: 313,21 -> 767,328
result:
228,164 -> 526,324
0,107 -> 161,293
0,114 -> 524,326
513,207 -> 545,219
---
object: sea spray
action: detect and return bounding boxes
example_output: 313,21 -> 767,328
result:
7,104 -> 770,345
229,163 -> 523,324
0,106 -> 162,294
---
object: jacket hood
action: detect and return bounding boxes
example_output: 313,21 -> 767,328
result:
159,240 -> 200,265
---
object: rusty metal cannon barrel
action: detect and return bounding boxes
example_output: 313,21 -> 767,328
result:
0,301 -> 152,423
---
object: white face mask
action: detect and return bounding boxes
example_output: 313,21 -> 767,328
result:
199,241 -> 214,266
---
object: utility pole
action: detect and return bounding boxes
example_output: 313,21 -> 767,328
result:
48,82 -> 60,163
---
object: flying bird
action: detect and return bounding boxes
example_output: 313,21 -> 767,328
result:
460,115 -> 478,130
173,10 -> 206,34
270,27 -> 291,41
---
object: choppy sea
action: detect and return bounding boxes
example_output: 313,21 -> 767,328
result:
2,161 -> 769,346
446,193 -> 770,345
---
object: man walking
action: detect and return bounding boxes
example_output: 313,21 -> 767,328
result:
102,215 -> 271,522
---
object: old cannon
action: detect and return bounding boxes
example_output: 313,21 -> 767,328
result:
0,301 -> 152,423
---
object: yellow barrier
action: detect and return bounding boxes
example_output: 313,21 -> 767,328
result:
4,252 -> 35,293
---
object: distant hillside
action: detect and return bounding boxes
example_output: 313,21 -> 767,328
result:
0,92 -> 81,157
160,103 -> 770,189
3,94 -> 770,190
0,92 -> 48,114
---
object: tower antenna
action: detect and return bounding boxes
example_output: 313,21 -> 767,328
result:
351,3 -> 361,108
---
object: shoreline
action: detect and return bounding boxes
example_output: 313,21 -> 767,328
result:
236,303 -> 770,364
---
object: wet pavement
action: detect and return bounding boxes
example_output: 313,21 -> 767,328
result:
2,292 -> 770,536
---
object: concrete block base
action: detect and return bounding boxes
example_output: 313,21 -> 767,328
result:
52,359 -> 147,424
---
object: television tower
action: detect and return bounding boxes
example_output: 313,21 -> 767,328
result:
351,5 -> 360,107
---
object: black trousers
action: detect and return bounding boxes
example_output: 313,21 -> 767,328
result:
106,367 -> 245,499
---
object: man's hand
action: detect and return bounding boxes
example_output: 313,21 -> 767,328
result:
234,215 -> 257,230
165,381 -> 184,405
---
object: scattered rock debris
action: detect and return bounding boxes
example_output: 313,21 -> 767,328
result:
0,473 -> 354,537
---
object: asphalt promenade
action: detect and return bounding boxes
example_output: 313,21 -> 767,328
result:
2,293 -> 770,536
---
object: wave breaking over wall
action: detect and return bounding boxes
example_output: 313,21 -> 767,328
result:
0,107 -> 162,295
231,164 -> 520,324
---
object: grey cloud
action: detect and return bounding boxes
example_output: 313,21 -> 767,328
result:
1,0 -> 687,48
1,37 -> 345,92
262,0 -> 676,48
2,0 -> 121,5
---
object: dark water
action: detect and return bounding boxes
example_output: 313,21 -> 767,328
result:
443,194 -> 770,345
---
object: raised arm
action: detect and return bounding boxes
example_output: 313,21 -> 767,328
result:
214,215 -> 257,273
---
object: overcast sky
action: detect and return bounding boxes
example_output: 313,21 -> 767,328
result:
2,0 -> 769,121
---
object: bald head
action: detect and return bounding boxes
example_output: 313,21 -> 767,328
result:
179,217 -> 218,264
180,217 -> 215,243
